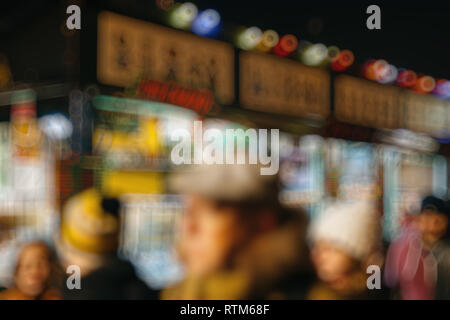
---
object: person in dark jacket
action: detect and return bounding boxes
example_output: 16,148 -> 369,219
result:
62,255 -> 157,300
57,188 -> 158,300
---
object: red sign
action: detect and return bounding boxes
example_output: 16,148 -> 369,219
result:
136,79 -> 219,115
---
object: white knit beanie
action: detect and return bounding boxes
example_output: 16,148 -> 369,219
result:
309,200 -> 381,261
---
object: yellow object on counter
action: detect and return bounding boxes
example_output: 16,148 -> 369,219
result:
101,170 -> 164,197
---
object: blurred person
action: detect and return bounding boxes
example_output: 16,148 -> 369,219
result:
161,163 -> 313,300
56,188 -> 158,300
384,196 -> 450,300
307,201 -> 384,300
433,200 -> 450,299
417,196 -> 449,250
0,241 -> 61,300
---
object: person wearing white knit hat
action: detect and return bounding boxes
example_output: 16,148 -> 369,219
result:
307,200 -> 382,300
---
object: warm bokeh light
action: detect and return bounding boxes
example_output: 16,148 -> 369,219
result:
412,75 -> 436,94
331,50 -> 354,71
168,2 -> 198,30
236,26 -> 263,50
396,69 -> 418,88
273,34 -> 298,57
255,29 -> 279,52
377,64 -> 398,84
300,43 -> 328,67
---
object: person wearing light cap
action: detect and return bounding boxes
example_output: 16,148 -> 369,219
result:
57,188 -> 157,300
307,200 -> 383,300
161,163 -> 313,300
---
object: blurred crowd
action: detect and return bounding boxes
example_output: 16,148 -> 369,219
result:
0,0 -> 449,303
0,160 -> 449,300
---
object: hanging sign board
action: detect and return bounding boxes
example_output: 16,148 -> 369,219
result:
97,11 -> 235,105
239,51 -> 330,118
401,91 -> 450,137
334,75 -> 401,130
335,75 -> 450,137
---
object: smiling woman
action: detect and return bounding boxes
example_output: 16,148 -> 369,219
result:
0,241 -> 61,300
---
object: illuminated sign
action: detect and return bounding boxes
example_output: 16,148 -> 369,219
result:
239,51 -> 330,118
334,75 -> 401,129
401,90 -> 450,137
335,75 -> 450,137
97,11 -> 234,105
136,79 -> 217,115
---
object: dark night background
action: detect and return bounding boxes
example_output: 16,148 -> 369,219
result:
0,0 -> 449,83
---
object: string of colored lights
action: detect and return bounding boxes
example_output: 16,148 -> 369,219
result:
163,1 -> 449,99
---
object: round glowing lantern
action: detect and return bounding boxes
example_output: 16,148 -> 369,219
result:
372,60 -> 389,81
361,59 -> 376,79
273,34 -> 298,57
432,79 -> 450,98
377,64 -> 398,84
396,69 -> 417,88
236,26 -> 263,50
301,43 -> 328,66
331,49 -> 354,71
168,2 -> 198,30
255,30 -> 279,52
191,9 -> 221,38
362,59 -> 389,81
412,75 -> 436,94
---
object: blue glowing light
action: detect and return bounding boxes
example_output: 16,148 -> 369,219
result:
433,80 -> 450,99
191,9 -> 221,38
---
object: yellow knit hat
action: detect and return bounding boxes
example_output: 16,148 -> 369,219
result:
61,188 -> 120,254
